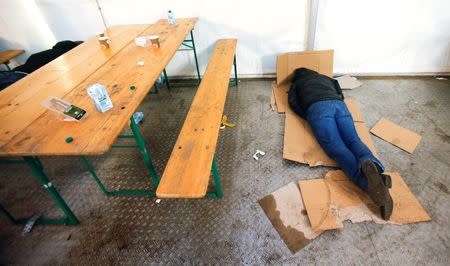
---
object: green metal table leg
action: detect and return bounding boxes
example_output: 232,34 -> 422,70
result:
233,55 -> 238,87
190,30 -> 201,84
206,156 -> 223,198
0,203 -> 17,224
129,117 -> 159,187
80,155 -> 156,197
163,69 -> 170,90
23,157 -> 79,225
80,156 -> 111,196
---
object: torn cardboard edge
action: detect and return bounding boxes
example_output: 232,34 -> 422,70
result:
258,182 -> 322,253
283,99 -> 378,167
299,170 -> 431,231
335,75 -> 362,90
370,117 -> 422,154
270,84 -> 278,112
258,170 -> 431,253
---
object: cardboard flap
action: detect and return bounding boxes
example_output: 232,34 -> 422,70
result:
336,75 -> 362,90
370,117 -> 422,153
276,50 -> 334,85
299,170 -> 431,231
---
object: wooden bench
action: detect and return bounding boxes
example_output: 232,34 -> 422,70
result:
156,39 -> 237,198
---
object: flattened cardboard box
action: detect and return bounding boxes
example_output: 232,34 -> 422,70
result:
299,170 -> 431,232
370,117 -> 422,153
273,50 -> 334,113
258,182 -> 322,253
283,99 -> 378,167
335,75 -> 362,90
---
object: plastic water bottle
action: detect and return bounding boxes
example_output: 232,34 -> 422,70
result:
167,10 -> 176,25
87,83 -> 113,113
133,112 -> 144,124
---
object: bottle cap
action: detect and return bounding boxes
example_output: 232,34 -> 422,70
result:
130,85 -> 136,90
66,137 -> 73,143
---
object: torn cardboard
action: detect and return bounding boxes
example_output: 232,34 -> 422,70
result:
272,82 -> 289,113
283,99 -> 378,166
258,182 -> 322,253
273,50 -> 334,113
270,84 -> 278,112
299,170 -> 431,232
335,75 -> 362,90
370,117 -> 422,153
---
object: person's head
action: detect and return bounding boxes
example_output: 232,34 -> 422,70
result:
292,67 -> 318,83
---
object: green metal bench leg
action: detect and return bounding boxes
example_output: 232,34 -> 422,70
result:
206,157 -> 223,198
23,157 -> 79,225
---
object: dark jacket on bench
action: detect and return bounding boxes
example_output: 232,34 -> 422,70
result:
288,67 -> 344,119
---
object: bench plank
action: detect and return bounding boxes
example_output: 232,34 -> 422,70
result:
156,39 -> 237,198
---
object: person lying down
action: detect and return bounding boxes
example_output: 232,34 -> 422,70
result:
288,67 -> 393,220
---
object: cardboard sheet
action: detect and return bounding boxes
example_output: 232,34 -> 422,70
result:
283,99 -> 378,166
276,50 -> 334,85
299,170 -> 431,232
335,75 -> 362,90
273,50 -> 334,113
258,182 -> 322,253
370,117 -> 422,153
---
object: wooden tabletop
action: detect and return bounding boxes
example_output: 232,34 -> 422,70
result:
0,50 -> 25,64
0,18 -> 197,157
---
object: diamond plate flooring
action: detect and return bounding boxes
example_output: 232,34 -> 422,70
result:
0,78 -> 449,264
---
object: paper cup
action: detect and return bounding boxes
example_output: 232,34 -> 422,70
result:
98,36 -> 110,48
148,35 -> 160,47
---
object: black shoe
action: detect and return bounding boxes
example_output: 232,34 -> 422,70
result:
362,160 -> 393,220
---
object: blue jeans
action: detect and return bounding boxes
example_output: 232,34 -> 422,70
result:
306,100 -> 384,192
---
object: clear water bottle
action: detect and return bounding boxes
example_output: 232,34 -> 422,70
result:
133,111 -> 144,124
167,10 -> 176,25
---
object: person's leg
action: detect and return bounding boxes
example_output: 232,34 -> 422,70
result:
333,101 -> 392,219
334,101 -> 384,170
306,100 -> 360,180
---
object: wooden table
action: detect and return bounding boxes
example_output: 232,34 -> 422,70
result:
0,18 -> 198,225
0,49 -> 25,70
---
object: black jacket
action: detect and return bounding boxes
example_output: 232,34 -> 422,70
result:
288,67 -> 344,119
13,40 -> 82,74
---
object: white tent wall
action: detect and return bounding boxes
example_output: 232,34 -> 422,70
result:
0,0 -> 56,67
0,0 -> 449,76
315,0 -> 450,75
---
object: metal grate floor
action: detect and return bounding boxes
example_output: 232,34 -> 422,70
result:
1,78 -> 449,264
